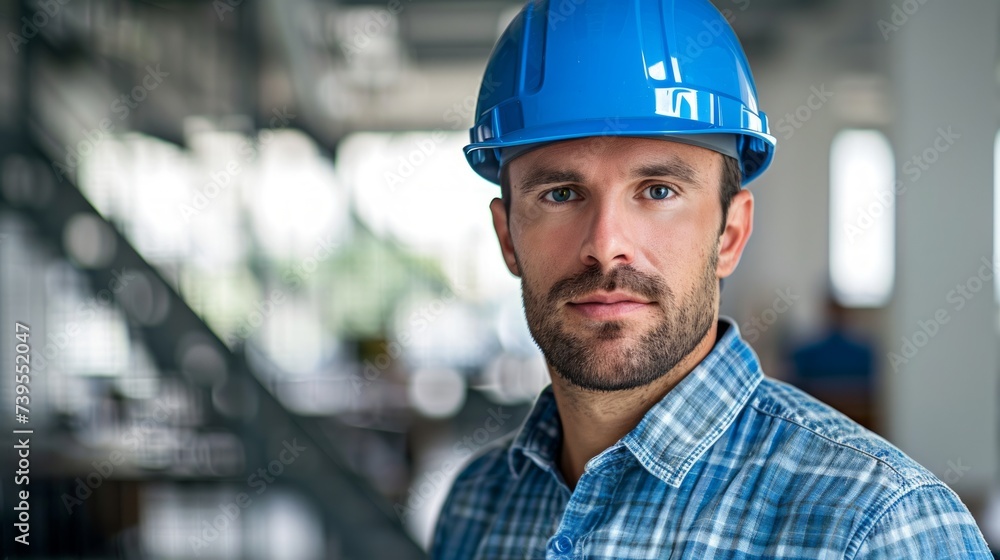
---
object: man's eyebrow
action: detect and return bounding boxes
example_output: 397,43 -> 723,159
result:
630,159 -> 700,186
517,169 -> 586,194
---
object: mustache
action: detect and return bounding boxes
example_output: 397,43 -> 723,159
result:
548,265 -> 669,303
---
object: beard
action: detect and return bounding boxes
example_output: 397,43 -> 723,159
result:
521,248 -> 718,392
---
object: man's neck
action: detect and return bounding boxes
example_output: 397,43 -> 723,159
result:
551,321 -> 720,490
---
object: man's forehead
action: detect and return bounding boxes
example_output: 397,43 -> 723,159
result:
508,137 -> 719,189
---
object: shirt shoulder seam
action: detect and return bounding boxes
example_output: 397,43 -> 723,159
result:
842,481 -> 960,560
746,384 -> 920,482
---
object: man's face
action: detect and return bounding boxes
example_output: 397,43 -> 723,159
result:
490,137 -> 751,392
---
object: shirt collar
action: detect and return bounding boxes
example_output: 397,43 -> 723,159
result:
507,383 -> 562,479
507,318 -> 763,486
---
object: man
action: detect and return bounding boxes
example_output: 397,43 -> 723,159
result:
431,0 -> 992,558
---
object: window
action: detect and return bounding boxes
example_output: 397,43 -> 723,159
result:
830,130 -> 896,307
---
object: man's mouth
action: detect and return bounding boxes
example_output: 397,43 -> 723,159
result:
567,292 -> 654,320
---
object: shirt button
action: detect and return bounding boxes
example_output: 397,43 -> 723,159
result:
551,535 -> 573,553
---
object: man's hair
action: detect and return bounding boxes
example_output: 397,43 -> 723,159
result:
500,154 -> 743,234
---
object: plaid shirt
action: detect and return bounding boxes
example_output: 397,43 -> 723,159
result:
431,319 -> 992,559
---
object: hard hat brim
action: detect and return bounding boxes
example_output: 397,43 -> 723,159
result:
465,116 -> 775,187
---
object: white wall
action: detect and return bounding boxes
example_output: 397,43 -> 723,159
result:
886,0 -> 999,498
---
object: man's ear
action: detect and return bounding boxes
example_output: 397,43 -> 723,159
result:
490,198 -> 521,277
717,189 -> 753,279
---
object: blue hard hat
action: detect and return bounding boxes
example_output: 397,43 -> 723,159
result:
465,0 -> 776,186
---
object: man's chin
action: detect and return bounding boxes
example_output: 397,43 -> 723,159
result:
547,342 -> 666,392
553,365 -> 666,393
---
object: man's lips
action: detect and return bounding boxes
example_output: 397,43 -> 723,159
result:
566,293 -> 654,320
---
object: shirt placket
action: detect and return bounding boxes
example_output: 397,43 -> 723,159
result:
545,449 -> 627,560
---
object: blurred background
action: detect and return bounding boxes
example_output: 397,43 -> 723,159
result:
0,0 -> 997,557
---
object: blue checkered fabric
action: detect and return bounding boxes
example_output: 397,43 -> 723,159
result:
431,320 -> 992,559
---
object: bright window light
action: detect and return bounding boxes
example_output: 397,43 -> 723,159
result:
248,130 -> 349,261
337,131 -> 521,301
830,130 -> 895,307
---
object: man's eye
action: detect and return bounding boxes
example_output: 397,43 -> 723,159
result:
544,188 -> 578,203
645,185 -> 675,200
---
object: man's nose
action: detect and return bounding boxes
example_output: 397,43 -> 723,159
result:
578,197 -> 636,272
